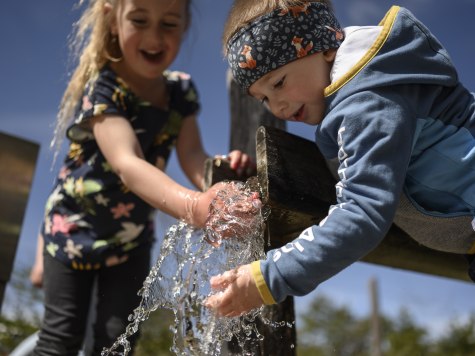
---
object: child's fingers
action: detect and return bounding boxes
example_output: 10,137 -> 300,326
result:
209,269 -> 238,289
228,150 -> 255,175
205,287 -> 239,317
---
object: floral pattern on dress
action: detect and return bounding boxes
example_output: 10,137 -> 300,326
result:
41,65 -> 200,269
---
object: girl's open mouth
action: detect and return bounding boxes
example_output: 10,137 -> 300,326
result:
141,50 -> 164,64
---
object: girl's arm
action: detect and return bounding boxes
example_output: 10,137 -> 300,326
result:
91,114 -> 211,227
30,233 -> 44,288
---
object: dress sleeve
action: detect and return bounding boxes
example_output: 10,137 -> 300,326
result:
147,71 -> 201,166
67,70 -> 133,143
256,87 -> 418,303
167,71 -> 201,118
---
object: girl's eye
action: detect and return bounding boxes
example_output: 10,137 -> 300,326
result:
162,21 -> 179,28
131,18 -> 147,26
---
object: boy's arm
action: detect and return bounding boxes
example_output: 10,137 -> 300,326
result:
257,89 -> 417,303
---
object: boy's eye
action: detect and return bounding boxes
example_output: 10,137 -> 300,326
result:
274,76 -> 285,89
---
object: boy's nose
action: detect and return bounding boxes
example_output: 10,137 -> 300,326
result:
271,99 -> 289,120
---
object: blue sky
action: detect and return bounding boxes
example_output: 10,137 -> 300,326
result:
2,0 -> 475,339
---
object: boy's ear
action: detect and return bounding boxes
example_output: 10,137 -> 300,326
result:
104,2 -> 117,35
322,49 -> 337,63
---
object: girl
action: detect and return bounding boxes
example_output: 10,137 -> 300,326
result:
205,0 -> 475,317
32,0 -> 256,354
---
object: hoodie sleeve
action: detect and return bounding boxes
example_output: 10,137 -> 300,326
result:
255,88 -> 418,303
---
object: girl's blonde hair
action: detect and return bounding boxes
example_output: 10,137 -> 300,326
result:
222,0 -> 333,56
52,0 -> 191,159
52,0 -> 118,157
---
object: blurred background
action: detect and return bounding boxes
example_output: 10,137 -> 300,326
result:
1,0 -> 475,354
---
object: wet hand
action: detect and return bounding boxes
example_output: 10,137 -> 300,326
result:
204,182 -> 262,245
204,264 -> 264,317
188,182 -> 229,229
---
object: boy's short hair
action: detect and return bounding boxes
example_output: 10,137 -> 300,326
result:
222,0 -> 333,56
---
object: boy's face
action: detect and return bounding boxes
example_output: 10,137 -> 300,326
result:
248,50 -> 335,125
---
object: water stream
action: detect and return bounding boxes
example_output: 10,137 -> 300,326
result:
101,178 -> 288,355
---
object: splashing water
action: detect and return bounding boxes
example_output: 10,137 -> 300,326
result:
101,178 -> 277,356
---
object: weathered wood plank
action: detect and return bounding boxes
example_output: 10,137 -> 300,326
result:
256,125 -> 471,282
204,158 -> 297,354
0,132 -> 39,310
256,125 -> 334,248
207,72 -> 296,356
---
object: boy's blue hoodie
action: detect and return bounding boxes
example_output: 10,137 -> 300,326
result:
253,6 -> 475,304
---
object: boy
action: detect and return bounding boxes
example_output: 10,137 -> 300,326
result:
205,0 -> 475,317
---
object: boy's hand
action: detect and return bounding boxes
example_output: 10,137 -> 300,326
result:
204,264 -> 264,317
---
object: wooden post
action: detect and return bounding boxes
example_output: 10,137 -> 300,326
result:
0,132 -> 39,310
203,71 -> 296,355
369,278 -> 381,356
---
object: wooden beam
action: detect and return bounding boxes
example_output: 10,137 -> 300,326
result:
256,125 -> 471,282
205,72 -> 296,356
0,132 -> 39,310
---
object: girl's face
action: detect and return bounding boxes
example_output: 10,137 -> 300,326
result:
110,0 -> 188,81
248,50 -> 336,126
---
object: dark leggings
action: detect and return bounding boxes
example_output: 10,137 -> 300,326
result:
33,250 -> 150,356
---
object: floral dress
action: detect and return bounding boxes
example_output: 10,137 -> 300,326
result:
41,65 -> 200,270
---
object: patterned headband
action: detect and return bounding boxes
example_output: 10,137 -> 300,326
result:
227,2 -> 344,90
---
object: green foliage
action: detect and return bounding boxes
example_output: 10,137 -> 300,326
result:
0,315 -> 38,355
0,267 -> 42,355
385,308 -> 430,356
297,295 -> 475,356
298,296 -> 371,356
431,315 -> 475,356
134,308 -> 175,355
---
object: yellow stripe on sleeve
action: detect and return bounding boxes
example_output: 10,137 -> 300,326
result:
250,260 -> 277,305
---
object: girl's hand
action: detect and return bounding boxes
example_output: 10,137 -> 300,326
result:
217,150 -> 256,177
30,234 -> 44,288
204,264 -> 264,317
189,182 -> 229,229
30,262 -> 43,288
189,181 -> 262,237
204,181 -> 262,245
